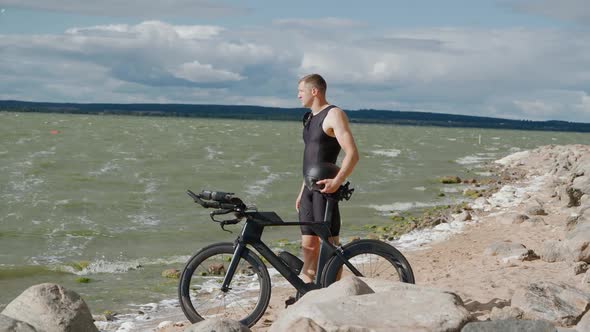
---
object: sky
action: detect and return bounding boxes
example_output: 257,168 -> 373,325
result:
0,0 -> 589,122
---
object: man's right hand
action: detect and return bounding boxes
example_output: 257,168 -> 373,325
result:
295,195 -> 301,212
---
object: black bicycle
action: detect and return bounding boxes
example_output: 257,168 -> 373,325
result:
178,183 -> 414,327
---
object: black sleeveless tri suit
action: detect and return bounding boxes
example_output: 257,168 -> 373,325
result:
299,105 -> 341,236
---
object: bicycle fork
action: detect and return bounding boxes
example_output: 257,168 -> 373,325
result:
220,241 -> 246,292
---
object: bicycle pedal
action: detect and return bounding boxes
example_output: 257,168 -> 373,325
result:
284,296 -> 297,308
284,290 -> 302,308
278,251 -> 303,275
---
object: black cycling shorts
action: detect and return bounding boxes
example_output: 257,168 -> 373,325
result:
298,186 -> 341,237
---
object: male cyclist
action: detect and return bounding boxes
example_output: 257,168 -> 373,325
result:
295,73 -> 359,284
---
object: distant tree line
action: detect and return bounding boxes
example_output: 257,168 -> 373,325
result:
1,100 -> 589,132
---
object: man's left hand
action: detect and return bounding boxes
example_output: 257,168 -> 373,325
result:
316,178 -> 341,194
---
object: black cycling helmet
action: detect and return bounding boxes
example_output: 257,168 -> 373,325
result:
304,162 -> 340,191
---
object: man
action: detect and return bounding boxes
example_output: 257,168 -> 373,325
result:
295,74 -> 359,284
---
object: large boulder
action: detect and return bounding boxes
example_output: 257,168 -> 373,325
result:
567,174 -> 590,207
461,319 -> 556,332
297,275 -> 374,305
511,281 -> 590,327
182,318 -> 251,332
577,309 -> 590,332
270,277 -> 471,332
1,283 -> 98,332
483,241 -> 537,263
0,314 -> 38,332
564,215 -> 590,263
539,240 -> 571,263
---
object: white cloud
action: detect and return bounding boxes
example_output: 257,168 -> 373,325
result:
512,90 -> 590,121
171,61 -> 244,83
66,22 -> 224,40
1,19 -> 590,122
507,0 -> 590,25
272,17 -> 366,29
0,0 -> 247,18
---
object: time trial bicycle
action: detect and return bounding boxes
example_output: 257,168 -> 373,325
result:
178,182 -> 414,327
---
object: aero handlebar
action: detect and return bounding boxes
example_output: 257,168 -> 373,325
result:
187,189 -> 246,210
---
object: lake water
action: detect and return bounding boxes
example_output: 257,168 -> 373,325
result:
2,111 -> 589,325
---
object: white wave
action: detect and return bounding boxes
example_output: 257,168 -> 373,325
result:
30,147 -> 56,158
369,201 -> 436,212
65,255 -> 191,276
127,213 -> 160,226
456,154 -> 495,165
89,161 -> 119,176
10,176 -> 44,193
245,167 -> 281,197
205,146 -> 223,160
391,220 -> 466,251
475,171 -> 493,176
413,186 -> 426,191
370,149 -> 401,158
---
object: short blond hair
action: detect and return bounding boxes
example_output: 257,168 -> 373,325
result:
299,74 -> 327,94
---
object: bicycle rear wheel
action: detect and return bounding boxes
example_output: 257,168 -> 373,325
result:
321,239 -> 415,286
178,242 -> 271,327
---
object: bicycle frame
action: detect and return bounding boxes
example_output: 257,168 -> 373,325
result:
221,197 -> 362,296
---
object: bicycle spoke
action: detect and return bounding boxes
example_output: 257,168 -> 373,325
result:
183,249 -> 266,323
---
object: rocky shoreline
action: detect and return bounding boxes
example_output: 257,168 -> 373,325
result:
2,144 -> 590,331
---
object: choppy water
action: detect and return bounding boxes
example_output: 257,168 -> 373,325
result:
2,111 -> 589,325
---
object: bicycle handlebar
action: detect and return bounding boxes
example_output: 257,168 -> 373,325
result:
187,189 -> 246,210
187,182 -> 354,229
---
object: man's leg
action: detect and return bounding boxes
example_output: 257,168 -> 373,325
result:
301,235 -> 319,283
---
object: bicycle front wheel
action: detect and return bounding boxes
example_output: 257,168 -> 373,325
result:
321,239 -> 415,286
178,242 -> 271,327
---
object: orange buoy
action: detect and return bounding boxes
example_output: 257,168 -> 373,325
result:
50,130 -> 60,135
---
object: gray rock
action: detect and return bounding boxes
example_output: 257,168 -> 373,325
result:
1,283 -> 97,332
527,206 -> 548,216
511,281 -> 590,326
583,270 -> 590,288
565,230 -> 590,263
483,240 -> 537,262
512,214 -> 529,224
567,187 -> 585,207
183,318 -> 251,332
456,211 -> 472,222
573,262 -> 588,275
461,319 -> 557,332
527,216 -> 546,224
0,314 -> 38,332
566,215 -> 580,231
569,175 -> 590,207
577,308 -> 590,332
280,317 -> 327,332
489,306 -> 523,320
298,276 -> 374,306
270,279 -> 471,332
556,327 -> 579,332
540,240 -> 570,263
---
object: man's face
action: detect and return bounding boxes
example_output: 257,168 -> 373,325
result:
297,81 -> 315,108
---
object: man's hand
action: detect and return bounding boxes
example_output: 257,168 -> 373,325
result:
317,178 -> 342,194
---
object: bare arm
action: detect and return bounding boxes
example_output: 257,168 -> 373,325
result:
317,108 -> 359,193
